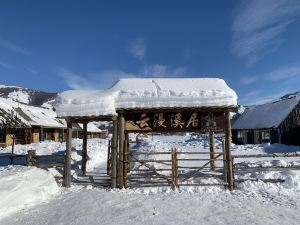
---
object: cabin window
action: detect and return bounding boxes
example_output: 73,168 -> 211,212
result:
58,129 -> 64,142
261,130 -> 270,143
41,129 -> 47,141
0,129 -> 6,143
237,131 -> 244,141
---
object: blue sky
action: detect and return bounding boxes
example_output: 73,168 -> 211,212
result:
0,0 -> 300,105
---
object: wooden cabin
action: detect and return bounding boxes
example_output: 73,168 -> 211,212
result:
0,96 -> 107,148
232,94 -> 300,146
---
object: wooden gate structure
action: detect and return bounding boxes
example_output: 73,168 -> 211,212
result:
118,108 -> 234,190
55,78 -> 237,190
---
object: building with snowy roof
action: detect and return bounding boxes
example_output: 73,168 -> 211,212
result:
0,97 -> 105,148
232,93 -> 300,146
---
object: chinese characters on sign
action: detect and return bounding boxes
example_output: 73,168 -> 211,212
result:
125,111 -> 224,132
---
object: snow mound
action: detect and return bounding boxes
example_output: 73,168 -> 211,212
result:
0,166 -> 60,220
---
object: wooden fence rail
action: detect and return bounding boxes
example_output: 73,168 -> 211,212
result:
0,150 -> 65,168
125,148 -> 227,189
232,153 -> 300,186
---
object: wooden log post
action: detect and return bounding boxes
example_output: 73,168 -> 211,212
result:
118,113 -> 125,188
82,122 -> 88,175
209,131 -> 216,171
26,150 -> 37,166
174,148 -> 179,188
107,140 -> 111,175
63,120 -> 72,188
225,110 -> 234,191
111,118 -> 118,188
125,132 -> 130,173
171,148 -> 179,190
222,139 -> 227,186
123,139 -> 128,188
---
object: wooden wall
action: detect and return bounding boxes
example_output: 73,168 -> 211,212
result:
232,129 -> 279,145
279,102 -> 300,146
31,128 -> 40,143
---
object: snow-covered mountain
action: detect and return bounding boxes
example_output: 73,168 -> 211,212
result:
0,85 -> 57,108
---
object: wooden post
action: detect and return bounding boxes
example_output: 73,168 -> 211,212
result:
82,122 -> 88,175
63,120 -> 72,188
111,118 -> 118,188
171,148 -> 179,190
125,132 -> 130,173
107,140 -> 111,175
174,148 -> 178,188
26,150 -> 37,166
118,113 -> 125,188
222,140 -> 227,186
225,110 -> 234,191
123,139 -> 128,188
209,131 -> 216,170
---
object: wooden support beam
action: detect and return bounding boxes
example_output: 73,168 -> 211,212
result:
118,113 -> 125,188
111,119 -> 118,188
209,131 -> 215,171
63,120 -> 72,188
123,139 -> 128,188
225,110 -> 234,191
82,122 -> 88,175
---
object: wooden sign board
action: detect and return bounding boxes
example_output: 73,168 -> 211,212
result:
124,111 -> 224,133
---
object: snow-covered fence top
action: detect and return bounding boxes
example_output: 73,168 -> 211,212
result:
54,78 -> 237,117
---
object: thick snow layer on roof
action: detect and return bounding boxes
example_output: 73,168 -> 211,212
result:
233,95 -> 300,129
55,90 -> 117,117
78,122 -> 102,133
0,97 -> 66,128
55,78 -> 237,117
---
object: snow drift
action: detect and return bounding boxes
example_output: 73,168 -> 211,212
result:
0,166 -> 60,220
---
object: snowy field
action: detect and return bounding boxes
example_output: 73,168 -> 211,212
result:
1,134 -> 300,224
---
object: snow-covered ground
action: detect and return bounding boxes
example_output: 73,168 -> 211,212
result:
1,134 -> 300,224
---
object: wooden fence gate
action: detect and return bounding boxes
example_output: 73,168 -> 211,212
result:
124,143 -> 229,189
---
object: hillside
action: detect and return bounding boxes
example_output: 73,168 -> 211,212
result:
0,85 -> 57,108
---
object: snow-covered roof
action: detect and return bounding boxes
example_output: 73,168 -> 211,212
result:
78,123 -> 102,133
55,78 -> 237,117
232,94 -> 300,130
0,97 -> 66,128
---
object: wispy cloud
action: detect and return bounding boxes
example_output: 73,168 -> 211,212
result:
231,0 -> 300,66
244,90 -> 261,97
25,67 -> 38,75
57,67 -> 135,90
0,60 -> 14,70
241,64 -> 300,84
57,68 -> 97,90
139,64 -> 187,77
58,64 -> 188,90
127,38 -> 146,60
0,39 -> 31,56
241,90 -> 290,106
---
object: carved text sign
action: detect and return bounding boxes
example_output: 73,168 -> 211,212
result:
124,112 -> 224,132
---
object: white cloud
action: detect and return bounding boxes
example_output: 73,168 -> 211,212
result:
58,64 -> 188,90
241,90 -> 289,106
25,67 -> 38,75
244,90 -> 261,97
0,39 -> 31,56
231,0 -> 300,66
241,64 -> 300,84
139,64 -> 187,77
0,60 -> 14,70
128,38 -> 146,60
57,68 -> 97,90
